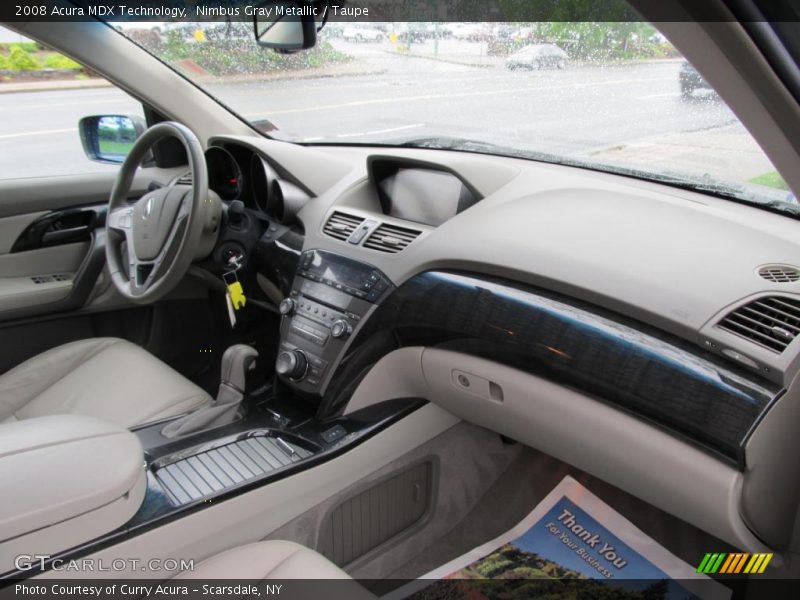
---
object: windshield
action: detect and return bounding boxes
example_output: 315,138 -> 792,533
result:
119,21 -> 796,213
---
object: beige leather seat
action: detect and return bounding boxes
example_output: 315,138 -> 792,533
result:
0,337 -> 212,428
174,541 -> 370,593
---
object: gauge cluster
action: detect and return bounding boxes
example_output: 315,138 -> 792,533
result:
205,147 -> 242,201
202,143 -> 310,228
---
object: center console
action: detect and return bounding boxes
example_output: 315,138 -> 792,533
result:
275,249 -> 394,395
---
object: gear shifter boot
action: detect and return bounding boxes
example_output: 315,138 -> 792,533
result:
162,344 -> 258,439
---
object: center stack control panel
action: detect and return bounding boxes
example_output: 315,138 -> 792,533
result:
276,249 -> 394,394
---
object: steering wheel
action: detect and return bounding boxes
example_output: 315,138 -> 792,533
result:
106,122 -> 213,303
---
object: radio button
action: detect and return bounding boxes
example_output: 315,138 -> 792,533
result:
276,350 -> 308,380
278,298 -> 295,315
306,354 -> 328,369
331,319 -> 353,339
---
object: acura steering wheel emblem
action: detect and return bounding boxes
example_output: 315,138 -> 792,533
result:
143,196 -> 155,219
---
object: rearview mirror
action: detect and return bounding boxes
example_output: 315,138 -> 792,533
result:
253,0 -> 318,52
79,114 -> 146,164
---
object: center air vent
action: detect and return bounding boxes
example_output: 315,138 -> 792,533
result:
758,265 -> 800,283
363,223 -> 421,253
323,212 -> 364,241
718,296 -> 800,353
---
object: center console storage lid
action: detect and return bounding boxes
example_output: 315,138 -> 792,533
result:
0,415 -> 145,549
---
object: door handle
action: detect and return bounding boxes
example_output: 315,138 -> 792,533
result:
11,205 -> 104,252
41,225 -> 91,246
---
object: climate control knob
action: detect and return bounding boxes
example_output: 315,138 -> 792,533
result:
275,350 -> 308,380
330,319 -> 352,339
278,298 -> 295,316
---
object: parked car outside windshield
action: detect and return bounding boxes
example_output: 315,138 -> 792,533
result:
342,26 -> 384,43
506,44 -> 568,70
679,60 -> 713,99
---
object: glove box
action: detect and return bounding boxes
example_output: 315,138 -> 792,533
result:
0,415 -> 146,573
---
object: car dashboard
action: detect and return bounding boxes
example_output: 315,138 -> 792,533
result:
185,133 -> 800,550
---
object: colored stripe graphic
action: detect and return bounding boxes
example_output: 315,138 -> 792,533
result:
699,552 -> 772,574
701,553 -> 719,573
713,553 -> 727,573
744,554 -> 760,573
757,553 -> 773,573
697,553 -> 713,573
752,554 -> 766,573
719,554 -> 736,574
733,553 -> 750,573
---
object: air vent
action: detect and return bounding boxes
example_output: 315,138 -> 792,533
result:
323,211 -> 364,241
718,296 -> 800,353
363,223 -> 421,253
758,265 -> 800,283
176,172 -> 192,186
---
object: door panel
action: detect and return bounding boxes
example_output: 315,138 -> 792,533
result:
0,212 -> 48,253
0,243 -> 87,313
0,167 -> 185,322
0,239 -> 97,318
0,200 -> 105,322
0,243 -> 88,278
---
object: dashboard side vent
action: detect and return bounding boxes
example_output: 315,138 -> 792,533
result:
758,265 -> 800,283
323,211 -> 364,241
718,296 -> 800,353
176,172 -> 193,186
363,223 -> 422,253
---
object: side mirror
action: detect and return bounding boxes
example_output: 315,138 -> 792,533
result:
79,114 -> 147,164
253,0 -> 318,52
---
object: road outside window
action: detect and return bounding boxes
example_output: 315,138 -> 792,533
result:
0,27 -> 144,180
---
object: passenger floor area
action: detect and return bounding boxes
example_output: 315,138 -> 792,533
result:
384,446 -> 733,582
263,421 -> 732,590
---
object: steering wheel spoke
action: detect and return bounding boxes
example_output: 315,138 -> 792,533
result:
107,206 -> 134,231
133,202 -> 193,296
108,206 -> 140,282
105,122 -> 214,304
128,257 -> 156,296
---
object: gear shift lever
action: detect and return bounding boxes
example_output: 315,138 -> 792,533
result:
219,344 -> 259,393
162,344 -> 258,439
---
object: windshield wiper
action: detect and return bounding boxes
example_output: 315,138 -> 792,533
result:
608,166 -> 798,213
395,136 -> 569,165
762,199 -> 800,215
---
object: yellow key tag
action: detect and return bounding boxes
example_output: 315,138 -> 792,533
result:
227,281 -> 246,310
